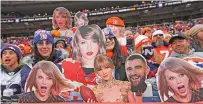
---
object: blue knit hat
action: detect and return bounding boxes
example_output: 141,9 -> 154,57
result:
33,30 -> 54,45
1,44 -> 22,62
103,27 -> 115,38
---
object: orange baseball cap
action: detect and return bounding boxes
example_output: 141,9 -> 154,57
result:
106,17 -> 125,27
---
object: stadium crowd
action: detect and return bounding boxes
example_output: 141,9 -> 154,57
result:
1,4 -> 203,103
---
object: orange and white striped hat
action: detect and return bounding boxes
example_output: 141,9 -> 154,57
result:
134,35 -> 151,49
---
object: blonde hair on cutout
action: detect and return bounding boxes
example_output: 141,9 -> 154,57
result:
94,54 -> 115,73
157,57 -> 203,101
25,60 -> 74,96
52,7 -> 72,29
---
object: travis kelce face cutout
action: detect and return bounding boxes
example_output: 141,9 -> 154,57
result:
125,54 -> 148,87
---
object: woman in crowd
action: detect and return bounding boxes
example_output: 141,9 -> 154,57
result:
32,30 -> 64,69
157,57 -> 203,103
141,27 -> 152,39
61,24 -> 106,101
103,27 -> 127,81
106,16 -> 128,56
18,60 -> 74,103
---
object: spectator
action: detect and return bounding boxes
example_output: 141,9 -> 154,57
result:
152,30 -> 172,59
24,30 -> 65,72
141,27 -> 152,39
103,27 -> 127,81
54,38 -> 67,49
1,45 -> 31,101
18,44 -> 25,57
169,34 -> 203,58
188,24 -> 203,52
106,16 -> 128,56
54,38 -> 69,59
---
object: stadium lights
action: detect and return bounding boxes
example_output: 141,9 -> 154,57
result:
157,2 -> 165,8
15,18 -> 20,23
186,3 -> 191,8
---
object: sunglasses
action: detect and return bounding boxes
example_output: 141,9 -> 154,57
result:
153,34 -> 163,37
105,36 -> 114,41
37,40 -> 52,47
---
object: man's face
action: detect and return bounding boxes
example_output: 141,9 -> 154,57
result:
153,34 -> 164,46
2,50 -> 18,68
171,39 -> 189,54
125,59 -> 147,87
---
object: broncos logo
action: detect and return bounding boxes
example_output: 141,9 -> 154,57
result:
184,57 -> 203,69
40,32 -> 48,40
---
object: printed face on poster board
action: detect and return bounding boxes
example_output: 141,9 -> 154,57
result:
156,57 -> 203,102
125,54 -> 149,87
23,61 -> 74,103
52,7 -> 72,30
74,12 -> 89,27
72,24 -> 106,66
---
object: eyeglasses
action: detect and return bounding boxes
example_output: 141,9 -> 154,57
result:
37,40 -> 52,47
105,36 -> 114,41
153,34 -> 163,37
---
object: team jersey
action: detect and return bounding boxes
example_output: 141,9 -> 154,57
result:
154,45 -> 172,60
1,64 -> 31,97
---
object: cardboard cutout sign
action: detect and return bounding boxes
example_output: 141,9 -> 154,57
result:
184,57 -> 203,69
125,54 -> 153,97
61,24 -> 106,101
157,57 -> 203,103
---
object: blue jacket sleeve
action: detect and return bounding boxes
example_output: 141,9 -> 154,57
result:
20,64 -> 31,90
56,63 -> 62,73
